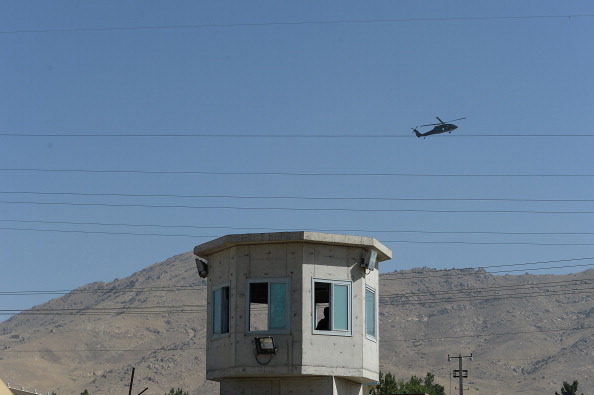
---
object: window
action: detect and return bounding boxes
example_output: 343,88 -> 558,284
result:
212,285 -> 229,335
313,279 -> 352,335
248,279 -> 290,333
365,286 -> 377,340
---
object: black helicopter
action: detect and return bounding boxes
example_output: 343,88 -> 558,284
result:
412,116 -> 466,138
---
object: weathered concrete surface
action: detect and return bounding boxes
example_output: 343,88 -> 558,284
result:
195,232 -> 392,395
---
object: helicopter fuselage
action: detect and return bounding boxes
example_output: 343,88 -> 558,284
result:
414,123 -> 458,138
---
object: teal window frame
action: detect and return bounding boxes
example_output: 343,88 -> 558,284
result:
212,283 -> 230,336
365,286 -> 377,341
247,278 -> 291,334
312,278 -> 352,336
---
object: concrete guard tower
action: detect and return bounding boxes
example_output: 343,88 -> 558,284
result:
193,231 -> 392,395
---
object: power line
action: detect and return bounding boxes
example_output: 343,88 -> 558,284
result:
1,274 -> 592,317
0,304 -> 207,316
5,190 -> 594,203
381,286 -> 594,306
1,265 -> 591,297
2,325 -> 592,354
3,168 -> 594,177
4,218 -> 594,237
380,278 -> 594,299
381,325 -> 594,343
4,200 -> 594,214
5,227 -> 594,246
1,346 -> 207,353
1,269 -> 591,316
384,241 -> 594,247
415,263 -> 594,276
2,275 -> 589,298
3,132 -> 594,138
0,226 -> 214,238
380,257 -> 594,279
1,14 -> 592,35
0,284 -> 203,296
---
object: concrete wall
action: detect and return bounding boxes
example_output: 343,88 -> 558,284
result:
196,232 -> 391,391
300,243 -> 379,383
207,242 -> 304,379
220,376 -> 365,395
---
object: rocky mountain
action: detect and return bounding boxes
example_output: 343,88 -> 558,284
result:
1,252 -> 592,395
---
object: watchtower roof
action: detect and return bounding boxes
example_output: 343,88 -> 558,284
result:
194,231 -> 392,262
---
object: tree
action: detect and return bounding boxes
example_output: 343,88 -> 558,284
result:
370,371 -> 445,395
555,380 -> 583,395
371,371 -> 399,394
166,388 -> 189,395
81,390 -> 90,395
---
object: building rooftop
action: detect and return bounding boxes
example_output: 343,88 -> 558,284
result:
194,231 -> 392,262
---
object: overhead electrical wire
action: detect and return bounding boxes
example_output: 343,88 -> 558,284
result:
4,200 -> 594,215
381,286 -> 594,306
3,132 -> 594,138
1,14 -> 593,35
2,324 -> 591,353
381,257 -> 594,280
0,226 -> 211,238
1,270 -> 591,317
381,277 -> 594,295
410,262 -> 594,275
2,278 -> 590,304
5,227 -> 594,247
380,278 -> 594,300
5,190 -> 594,203
1,346 -> 207,353
7,325 -> 592,353
2,263 -> 592,297
381,325 -> 594,343
1,275 -> 590,298
2,168 -> 594,177
2,324 -> 592,353
0,304 -> 206,316
0,284 -> 202,296
1,276 -> 592,317
1,285 -> 590,315
4,218 -> 594,237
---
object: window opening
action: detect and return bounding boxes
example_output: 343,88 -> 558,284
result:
248,280 -> 289,333
213,285 -> 229,335
313,279 -> 351,334
365,286 -> 376,339
314,282 -> 330,330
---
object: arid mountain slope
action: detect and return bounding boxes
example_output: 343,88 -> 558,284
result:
379,267 -> 594,394
1,252 -> 592,395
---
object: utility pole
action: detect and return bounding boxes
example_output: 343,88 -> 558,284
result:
448,353 -> 473,395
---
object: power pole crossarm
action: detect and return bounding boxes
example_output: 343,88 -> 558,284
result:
448,353 -> 473,395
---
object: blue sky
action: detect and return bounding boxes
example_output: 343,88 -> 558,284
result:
2,1 -> 594,315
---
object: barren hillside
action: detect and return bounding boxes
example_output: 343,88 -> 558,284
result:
1,253 -> 592,394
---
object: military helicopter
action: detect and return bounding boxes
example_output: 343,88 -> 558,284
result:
412,116 -> 466,138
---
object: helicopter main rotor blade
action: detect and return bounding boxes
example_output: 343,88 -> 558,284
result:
420,123 -> 440,127
436,116 -> 445,124
448,117 -> 466,122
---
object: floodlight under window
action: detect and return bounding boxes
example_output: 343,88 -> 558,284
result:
255,336 -> 277,354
